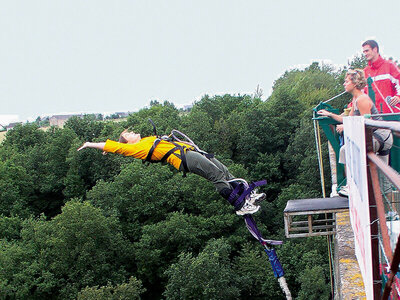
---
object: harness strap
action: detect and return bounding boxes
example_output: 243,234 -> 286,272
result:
172,142 -> 189,177
180,153 -> 189,176
227,180 -> 267,210
227,184 -> 243,210
204,153 -> 214,159
240,180 -> 267,201
148,138 -> 190,177
143,131 -> 210,178
144,138 -> 161,163
160,146 -> 180,163
373,132 -> 391,156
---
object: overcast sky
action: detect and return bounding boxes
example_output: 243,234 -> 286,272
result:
1,0 -> 400,123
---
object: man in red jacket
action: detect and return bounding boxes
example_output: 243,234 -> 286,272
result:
362,40 -> 400,114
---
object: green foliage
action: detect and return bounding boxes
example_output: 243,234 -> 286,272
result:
0,201 -> 134,299
271,62 -> 340,109
0,238 -> 39,299
0,215 -> 23,240
164,238 -> 240,300
0,160 -> 34,217
233,243 -> 282,299
348,54 -> 367,69
77,277 -> 145,300
135,212 -> 238,288
277,237 -> 330,296
65,138 -> 126,200
284,117 -> 330,194
297,266 -> 331,300
126,101 -> 182,136
2,123 -> 45,151
65,115 -> 105,141
0,125 -> 82,216
26,128 -> 76,195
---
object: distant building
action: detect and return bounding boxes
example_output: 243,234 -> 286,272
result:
114,112 -> 130,118
106,112 -> 131,120
6,122 -> 22,131
49,114 -> 82,128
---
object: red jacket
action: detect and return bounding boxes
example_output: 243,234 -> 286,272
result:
364,56 -> 400,113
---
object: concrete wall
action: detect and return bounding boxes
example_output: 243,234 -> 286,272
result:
334,211 -> 366,299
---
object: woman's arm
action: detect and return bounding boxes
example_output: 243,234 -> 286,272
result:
317,109 -> 344,123
77,142 -> 106,151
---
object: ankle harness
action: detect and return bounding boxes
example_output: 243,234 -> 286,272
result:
227,180 -> 267,210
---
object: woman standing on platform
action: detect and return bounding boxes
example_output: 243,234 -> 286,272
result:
317,69 -> 392,196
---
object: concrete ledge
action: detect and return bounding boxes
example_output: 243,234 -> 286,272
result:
334,211 -> 366,299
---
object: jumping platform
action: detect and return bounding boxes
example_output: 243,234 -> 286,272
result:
284,196 -> 349,238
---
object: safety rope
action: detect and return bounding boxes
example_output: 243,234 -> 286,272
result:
229,179 -> 291,299
323,91 -> 347,104
313,111 -> 335,297
313,116 -> 326,198
316,120 -> 326,197
170,129 -> 208,155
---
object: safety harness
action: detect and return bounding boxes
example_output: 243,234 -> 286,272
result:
143,135 -> 190,176
142,119 -> 210,177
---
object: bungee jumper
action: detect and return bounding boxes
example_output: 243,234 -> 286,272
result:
77,121 -> 265,216
77,120 -> 291,298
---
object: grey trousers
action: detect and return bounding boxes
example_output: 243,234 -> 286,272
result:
182,150 -> 236,193
339,131 -> 393,194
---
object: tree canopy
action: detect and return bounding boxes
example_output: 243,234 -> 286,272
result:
0,62 -> 351,299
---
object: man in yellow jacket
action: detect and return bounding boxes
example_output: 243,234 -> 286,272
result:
78,130 -> 265,215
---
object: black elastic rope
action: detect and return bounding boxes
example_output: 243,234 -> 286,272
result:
148,118 -> 157,136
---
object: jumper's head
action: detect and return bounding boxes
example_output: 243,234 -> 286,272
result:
119,130 -> 141,144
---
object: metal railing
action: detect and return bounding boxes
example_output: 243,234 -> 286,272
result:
364,119 -> 400,299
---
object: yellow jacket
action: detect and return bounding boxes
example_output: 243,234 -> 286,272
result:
103,136 -> 194,170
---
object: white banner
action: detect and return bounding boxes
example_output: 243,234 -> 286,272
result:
343,116 -> 373,299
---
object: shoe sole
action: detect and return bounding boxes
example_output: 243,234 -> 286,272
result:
248,194 -> 266,205
236,205 -> 260,216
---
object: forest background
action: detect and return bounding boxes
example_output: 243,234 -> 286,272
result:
0,59 -> 368,299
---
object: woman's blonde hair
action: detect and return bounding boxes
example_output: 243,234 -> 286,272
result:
346,69 -> 367,90
119,129 -> 128,143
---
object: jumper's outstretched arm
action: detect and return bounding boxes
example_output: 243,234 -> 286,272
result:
77,142 -> 106,151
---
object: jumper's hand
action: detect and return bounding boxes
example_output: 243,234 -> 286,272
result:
77,142 -> 90,151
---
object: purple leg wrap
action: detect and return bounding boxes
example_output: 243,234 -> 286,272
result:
227,184 -> 244,210
239,180 -> 285,279
227,179 -> 267,210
